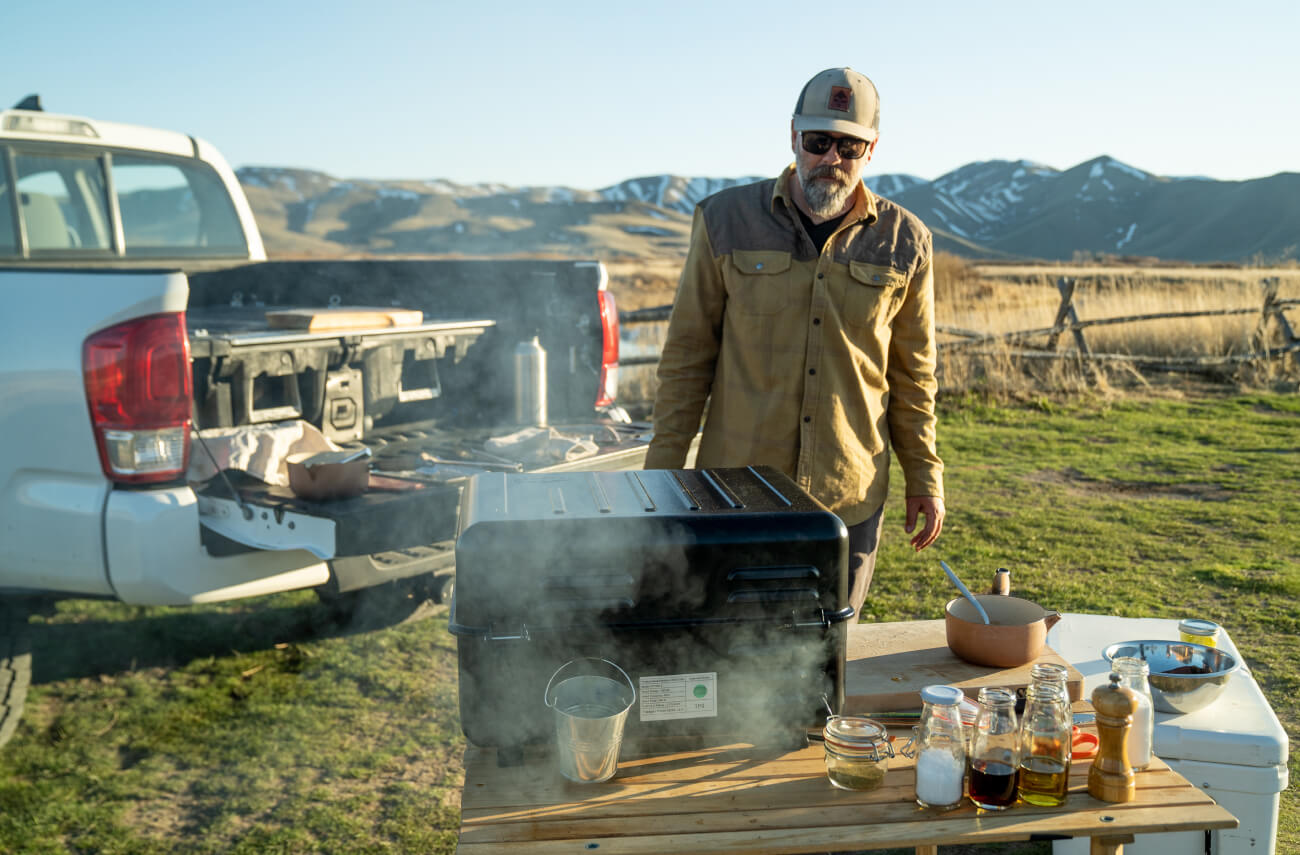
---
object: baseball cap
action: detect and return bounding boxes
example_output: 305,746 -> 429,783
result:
792,67 -> 880,142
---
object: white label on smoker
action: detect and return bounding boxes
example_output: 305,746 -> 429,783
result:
638,672 -> 718,721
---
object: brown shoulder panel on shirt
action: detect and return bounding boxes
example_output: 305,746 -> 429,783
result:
697,178 -> 817,262
697,177 -> 932,278
837,194 -> 933,282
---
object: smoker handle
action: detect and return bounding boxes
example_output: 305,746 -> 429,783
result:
790,605 -> 852,626
792,606 -> 856,627
824,606 -> 856,624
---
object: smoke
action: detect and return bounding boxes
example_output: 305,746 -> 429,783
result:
450,467 -> 849,762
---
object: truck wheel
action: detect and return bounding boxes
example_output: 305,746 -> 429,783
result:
0,599 -> 33,749
311,544 -> 456,631
434,574 -> 454,606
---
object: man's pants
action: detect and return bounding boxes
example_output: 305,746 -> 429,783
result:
846,506 -> 884,618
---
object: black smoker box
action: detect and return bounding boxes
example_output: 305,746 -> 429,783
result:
449,465 -> 850,760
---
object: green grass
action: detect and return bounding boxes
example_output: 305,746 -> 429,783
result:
0,599 -> 465,854
1,391 -> 1296,853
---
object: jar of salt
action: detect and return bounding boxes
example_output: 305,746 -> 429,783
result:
1111,656 -> 1154,770
910,684 -> 967,809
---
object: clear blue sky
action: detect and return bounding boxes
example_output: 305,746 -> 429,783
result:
8,0 -> 1297,189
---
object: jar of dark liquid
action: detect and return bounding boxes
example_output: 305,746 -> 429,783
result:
968,687 -> 1020,810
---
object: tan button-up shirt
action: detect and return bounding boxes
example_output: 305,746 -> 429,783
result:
644,165 -> 943,526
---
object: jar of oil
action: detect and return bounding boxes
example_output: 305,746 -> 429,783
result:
1017,663 -> 1072,807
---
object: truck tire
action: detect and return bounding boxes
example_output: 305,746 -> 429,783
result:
0,599 -> 33,749
312,543 -> 457,631
312,542 -> 456,630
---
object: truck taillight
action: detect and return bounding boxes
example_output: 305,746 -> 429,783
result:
83,312 -> 192,484
596,289 -> 619,407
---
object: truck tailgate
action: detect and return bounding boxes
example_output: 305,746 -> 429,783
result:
196,475 -> 461,559
194,420 -> 655,560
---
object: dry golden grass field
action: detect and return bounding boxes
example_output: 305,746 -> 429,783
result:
610,257 -> 1300,407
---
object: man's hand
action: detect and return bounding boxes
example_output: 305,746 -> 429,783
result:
904,496 -> 945,551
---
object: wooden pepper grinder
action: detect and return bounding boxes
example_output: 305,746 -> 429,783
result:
1088,672 -> 1137,803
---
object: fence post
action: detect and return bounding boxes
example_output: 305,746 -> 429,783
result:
1254,277 -> 1296,350
1046,277 -> 1092,355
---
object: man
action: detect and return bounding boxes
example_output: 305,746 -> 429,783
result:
644,67 -> 945,617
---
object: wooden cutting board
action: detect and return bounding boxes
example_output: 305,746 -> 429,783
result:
265,307 -> 424,332
844,619 -> 1083,713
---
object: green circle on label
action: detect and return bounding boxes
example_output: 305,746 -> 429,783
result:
693,684 -> 708,698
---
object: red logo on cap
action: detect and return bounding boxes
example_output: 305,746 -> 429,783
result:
827,86 -> 852,112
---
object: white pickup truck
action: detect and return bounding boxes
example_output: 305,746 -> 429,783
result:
0,98 -> 644,621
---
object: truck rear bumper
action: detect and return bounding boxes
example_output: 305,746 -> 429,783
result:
105,486 -> 329,605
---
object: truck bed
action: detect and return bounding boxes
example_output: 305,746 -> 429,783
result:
182,258 -> 643,595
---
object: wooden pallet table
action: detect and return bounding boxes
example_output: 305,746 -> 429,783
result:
457,736 -> 1235,855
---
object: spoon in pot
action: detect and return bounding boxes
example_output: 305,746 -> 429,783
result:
940,560 -> 991,625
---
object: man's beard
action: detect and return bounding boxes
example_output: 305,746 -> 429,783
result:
797,161 -> 856,217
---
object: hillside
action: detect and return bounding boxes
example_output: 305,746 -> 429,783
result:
237,160 -> 1299,265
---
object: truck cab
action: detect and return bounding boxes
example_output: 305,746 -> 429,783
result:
1,98 -> 264,267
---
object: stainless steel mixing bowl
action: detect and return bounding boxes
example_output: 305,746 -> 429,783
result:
1102,639 -> 1239,714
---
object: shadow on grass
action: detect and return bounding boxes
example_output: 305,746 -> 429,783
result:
17,579 -> 448,686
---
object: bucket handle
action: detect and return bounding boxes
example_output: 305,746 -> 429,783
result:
543,657 -> 636,709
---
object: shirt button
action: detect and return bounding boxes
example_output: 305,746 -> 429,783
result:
817,273 -> 824,279
813,318 -> 821,325
755,263 -> 764,270
808,368 -> 816,375
803,416 -> 811,423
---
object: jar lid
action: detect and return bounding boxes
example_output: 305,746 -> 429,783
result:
1111,655 -> 1149,676
824,715 -> 887,746
822,716 -> 892,757
920,684 -> 964,706
1179,618 -> 1220,636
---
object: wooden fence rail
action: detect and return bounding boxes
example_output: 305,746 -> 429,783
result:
619,277 -> 1299,376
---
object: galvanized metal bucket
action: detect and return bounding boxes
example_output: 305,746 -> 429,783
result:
543,658 -> 636,784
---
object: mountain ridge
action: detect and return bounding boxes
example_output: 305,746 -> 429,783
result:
237,157 -> 1299,264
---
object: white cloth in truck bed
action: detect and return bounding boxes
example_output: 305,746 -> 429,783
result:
483,426 -> 599,465
188,421 -> 339,487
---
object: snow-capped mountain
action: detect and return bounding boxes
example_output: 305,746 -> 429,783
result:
237,158 -> 1299,263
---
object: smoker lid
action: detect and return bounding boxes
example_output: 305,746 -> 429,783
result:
450,466 -> 852,635
457,465 -> 833,522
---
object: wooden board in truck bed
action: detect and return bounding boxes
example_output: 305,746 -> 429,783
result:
264,307 -> 424,332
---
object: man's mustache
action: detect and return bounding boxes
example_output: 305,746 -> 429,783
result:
808,165 -> 851,182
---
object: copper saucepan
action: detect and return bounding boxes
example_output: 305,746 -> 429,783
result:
285,447 -> 372,501
945,595 -> 1062,668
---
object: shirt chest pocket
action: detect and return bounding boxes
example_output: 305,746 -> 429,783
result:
726,250 -> 794,316
844,262 -> 908,328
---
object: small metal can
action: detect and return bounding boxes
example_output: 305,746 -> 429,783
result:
1178,618 -> 1221,648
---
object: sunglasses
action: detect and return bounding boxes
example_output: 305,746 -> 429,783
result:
801,132 -> 870,160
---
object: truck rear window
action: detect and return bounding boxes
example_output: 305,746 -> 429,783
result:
111,154 -> 247,255
0,146 -> 248,258
13,152 -> 113,251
